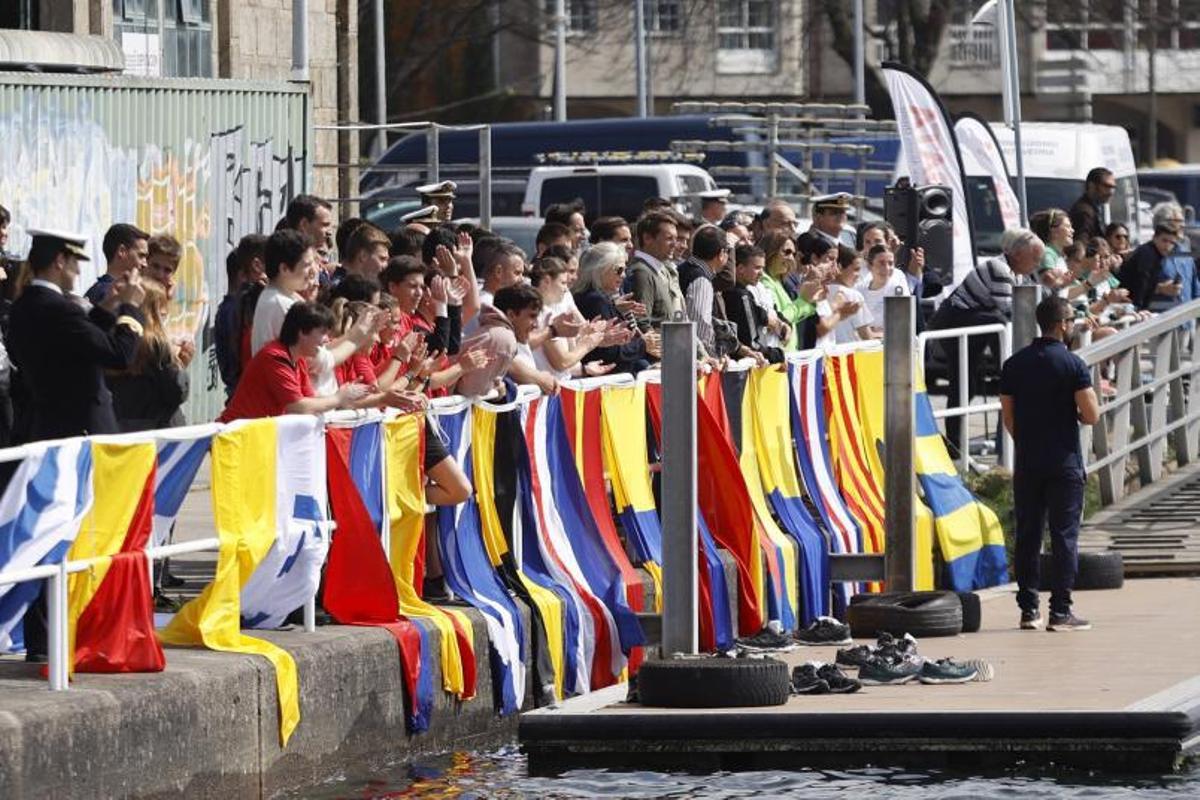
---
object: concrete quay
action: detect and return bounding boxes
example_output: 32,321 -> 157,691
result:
0,608 -> 525,799
522,577 -> 1200,775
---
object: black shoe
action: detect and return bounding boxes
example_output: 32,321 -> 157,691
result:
1020,609 -> 1044,630
876,632 -> 919,660
816,663 -> 862,693
790,663 -> 830,694
835,644 -> 875,669
1047,612 -> 1091,631
736,627 -> 797,653
24,652 -> 48,664
160,570 -> 185,588
794,616 -> 852,646
153,589 -> 182,613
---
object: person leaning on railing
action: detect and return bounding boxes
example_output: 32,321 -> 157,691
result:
926,228 -> 1044,453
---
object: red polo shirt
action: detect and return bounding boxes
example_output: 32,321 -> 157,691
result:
218,340 -> 313,422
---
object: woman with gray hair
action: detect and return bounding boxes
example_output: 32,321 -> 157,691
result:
574,241 -> 653,373
1144,201 -> 1196,311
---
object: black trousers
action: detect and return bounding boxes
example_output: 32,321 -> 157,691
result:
1013,468 -> 1085,617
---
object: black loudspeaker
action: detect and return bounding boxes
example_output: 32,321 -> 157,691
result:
915,185 -> 954,285
884,182 -> 918,244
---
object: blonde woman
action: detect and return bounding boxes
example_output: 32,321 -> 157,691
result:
108,279 -> 190,432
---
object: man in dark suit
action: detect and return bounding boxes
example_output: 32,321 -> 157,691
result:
6,229 -> 145,662
9,229 -> 146,442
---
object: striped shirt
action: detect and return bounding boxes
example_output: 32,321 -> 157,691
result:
947,256 -> 1019,317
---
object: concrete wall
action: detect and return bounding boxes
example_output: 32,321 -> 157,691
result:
216,0 -> 355,202
542,0 -> 805,110
0,609 -> 517,799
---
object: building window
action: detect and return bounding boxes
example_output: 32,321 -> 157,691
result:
645,0 -> 682,35
716,0 -> 777,74
546,0 -> 598,34
113,0 -> 213,78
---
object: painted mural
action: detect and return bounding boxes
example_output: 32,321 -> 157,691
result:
0,83 -> 307,422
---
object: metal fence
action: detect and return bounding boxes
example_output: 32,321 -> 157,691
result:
1076,298 -> 1200,504
0,71 -> 310,426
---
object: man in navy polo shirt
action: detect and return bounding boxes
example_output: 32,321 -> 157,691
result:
999,295 -> 1100,632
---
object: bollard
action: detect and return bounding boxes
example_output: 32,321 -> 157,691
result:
1012,284 -> 1039,352
884,295 -> 916,592
661,322 -> 698,655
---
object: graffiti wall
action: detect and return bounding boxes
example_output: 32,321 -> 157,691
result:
0,74 -> 308,424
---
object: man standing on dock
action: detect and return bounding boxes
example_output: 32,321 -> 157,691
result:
999,295 -> 1100,632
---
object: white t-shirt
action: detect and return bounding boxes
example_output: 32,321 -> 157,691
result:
828,283 -> 873,344
250,285 -> 299,355
857,270 -> 910,332
462,288 -> 494,338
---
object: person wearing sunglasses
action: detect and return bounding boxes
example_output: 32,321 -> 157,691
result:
1069,167 -> 1116,242
999,295 -> 1100,633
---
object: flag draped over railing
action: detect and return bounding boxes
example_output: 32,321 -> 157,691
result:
0,351 -> 1013,747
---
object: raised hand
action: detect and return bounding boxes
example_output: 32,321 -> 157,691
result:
434,244 -> 458,277
336,382 -> 369,407
428,274 -> 449,305
583,361 -> 615,376
447,274 -> 470,306
614,294 -> 646,317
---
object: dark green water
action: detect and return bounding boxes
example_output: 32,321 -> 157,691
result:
293,746 -> 1197,799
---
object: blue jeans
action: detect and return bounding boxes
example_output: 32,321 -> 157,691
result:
1013,468 -> 1085,616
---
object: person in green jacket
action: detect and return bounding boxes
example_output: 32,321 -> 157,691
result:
757,230 -> 822,351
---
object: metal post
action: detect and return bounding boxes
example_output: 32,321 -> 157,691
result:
1001,0 -> 1028,225
426,125 -> 439,184
1000,324 -> 1015,472
156,0 -> 166,76
1012,283 -> 1039,352
884,295 -> 916,593
554,0 -> 568,121
767,114 -> 779,198
853,0 -> 865,112
634,0 -> 648,117
479,126 -> 493,229
303,596 -> 316,633
292,0 -> 310,82
372,0 -> 387,159
958,330 -> 970,472
661,321 -> 698,655
47,563 -> 68,690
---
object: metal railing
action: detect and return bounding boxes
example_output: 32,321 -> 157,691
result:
1077,298 -> 1200,504
918,323 -> 1014,472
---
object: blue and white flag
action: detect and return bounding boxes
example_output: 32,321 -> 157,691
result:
0,441 -> 94,652
241,416 -> 332,629
152,434 -> 213,548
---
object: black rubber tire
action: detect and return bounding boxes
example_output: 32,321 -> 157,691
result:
958,592 -> 982,633
636,657 -> 790,708
846,590 -> 963,638
1038,551 -> 1125,591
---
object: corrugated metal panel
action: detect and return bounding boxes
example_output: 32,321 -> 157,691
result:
0,71 -> 310,425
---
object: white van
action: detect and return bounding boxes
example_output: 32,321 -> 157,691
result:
988,122 -> 1142,240
522,164 -> 719,222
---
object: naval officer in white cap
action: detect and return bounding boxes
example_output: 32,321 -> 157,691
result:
415,180 -> 457,222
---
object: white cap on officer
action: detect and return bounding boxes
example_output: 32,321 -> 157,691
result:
399,205 -> 441,225
415,180 -> 457,199
27,228 -> 91,261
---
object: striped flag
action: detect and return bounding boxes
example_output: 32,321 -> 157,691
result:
67,441 -> 164,673
430,404 -> 526,715
0,441 -> 93,654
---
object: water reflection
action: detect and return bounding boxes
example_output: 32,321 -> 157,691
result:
295,746 -> 1197,799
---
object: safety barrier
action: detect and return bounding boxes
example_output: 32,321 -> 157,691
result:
1076,298 -> 1200,504
917,322 -> 1014,473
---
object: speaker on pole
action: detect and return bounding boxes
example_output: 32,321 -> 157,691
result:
885,179 -> 955,286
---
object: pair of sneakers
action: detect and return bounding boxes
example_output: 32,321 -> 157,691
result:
791,662 -> 862,694
835,631 -> 920,670
859,654 -> 980,685
1020,609 -> 1092,631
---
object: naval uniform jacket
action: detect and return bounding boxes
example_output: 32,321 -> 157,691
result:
7,283 -> 143,441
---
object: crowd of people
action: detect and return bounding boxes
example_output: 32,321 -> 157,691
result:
0,166 -> 1191,459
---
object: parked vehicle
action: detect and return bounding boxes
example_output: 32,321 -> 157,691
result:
522,164 -> 719,222
1138,165 -> 1200,248
990,122 -> 1142,240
